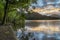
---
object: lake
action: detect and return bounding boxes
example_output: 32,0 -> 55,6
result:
16,20 -> 60,40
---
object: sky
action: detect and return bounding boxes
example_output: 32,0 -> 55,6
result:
31,0 -> 60,7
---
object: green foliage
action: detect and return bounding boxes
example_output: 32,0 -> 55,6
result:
32,0 -> 37,3
8,0 -> 32,9
8,10 -> 17,21
6,0 -> 32,30
7,10 -> 25,30
0,0 -> 4,21
0,0 -> 36,30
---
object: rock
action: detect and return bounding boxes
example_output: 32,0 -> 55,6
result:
0,25 -> 18,40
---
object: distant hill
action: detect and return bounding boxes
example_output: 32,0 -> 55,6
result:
25,13 -> 60,20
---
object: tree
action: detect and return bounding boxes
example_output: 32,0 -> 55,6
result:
1,0 -> 30,25
1,0 -> 9,25
0,0 -> 37,29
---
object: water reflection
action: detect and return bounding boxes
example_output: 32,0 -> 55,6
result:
25,20 -> 60,33
17,20 -> 60,40
25,20 -> 60,27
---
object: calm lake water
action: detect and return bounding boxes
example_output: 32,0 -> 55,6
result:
17,20 -> 60,40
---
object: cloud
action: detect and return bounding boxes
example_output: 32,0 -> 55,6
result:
32,0 -> 60,7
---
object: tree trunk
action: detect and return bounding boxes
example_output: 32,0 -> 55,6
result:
1,0 -> 9,25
